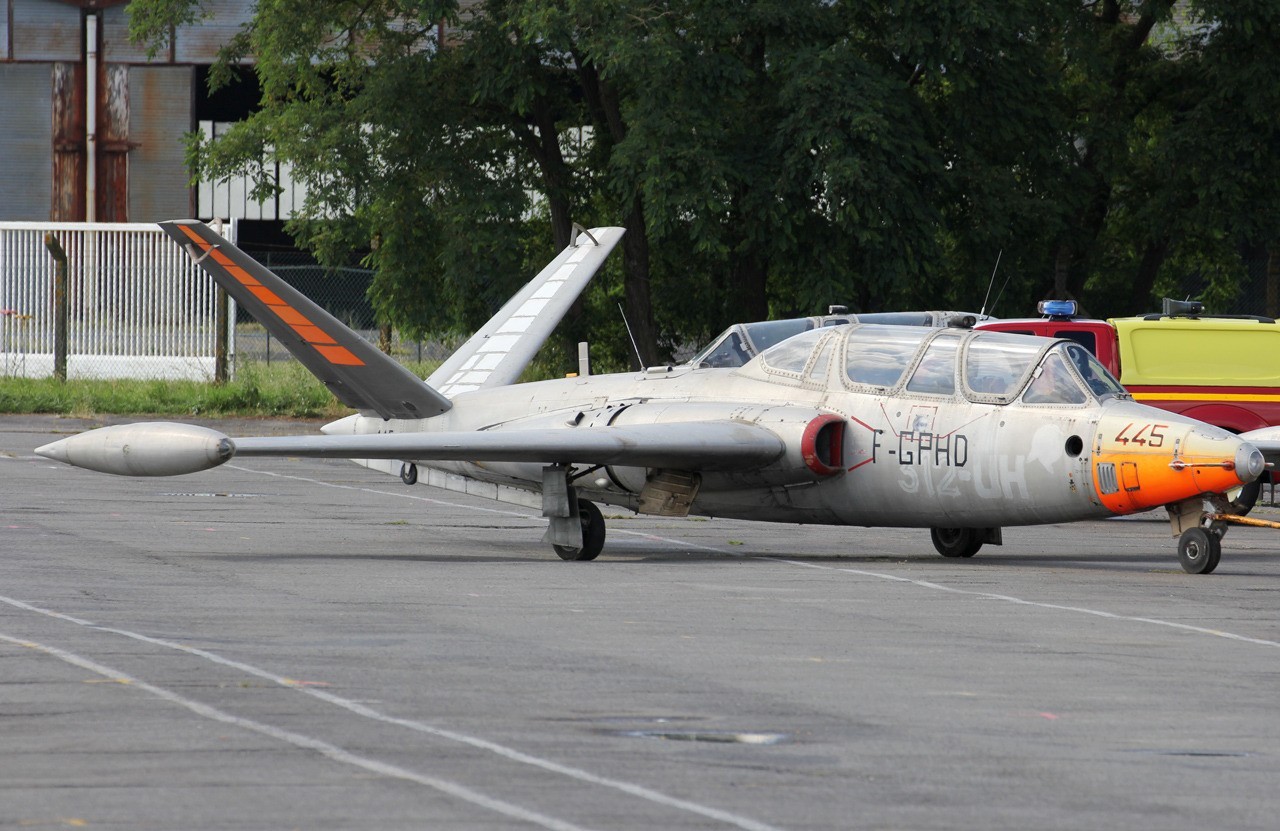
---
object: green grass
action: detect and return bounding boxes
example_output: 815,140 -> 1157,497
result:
0,360 -> 439,419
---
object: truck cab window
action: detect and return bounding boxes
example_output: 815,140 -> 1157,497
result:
1055,330 -> 1098,354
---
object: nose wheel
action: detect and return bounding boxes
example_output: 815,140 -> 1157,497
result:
1177,527 -> 1222,575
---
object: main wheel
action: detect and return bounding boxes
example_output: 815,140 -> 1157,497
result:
931,527 -> 983,558
1177,527 -> 1222,575
399,462 -> 418,485
553,500 -> 606,561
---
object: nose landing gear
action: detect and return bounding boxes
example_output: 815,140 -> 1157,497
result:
1176,526 -> 1222,574
1165,494 -> 1280,574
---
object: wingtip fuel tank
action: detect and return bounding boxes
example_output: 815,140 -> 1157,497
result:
36,422 -> 235,476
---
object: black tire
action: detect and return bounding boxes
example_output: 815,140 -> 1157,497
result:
931,527 -> 983,558
1177,527 -> 1222,575
1230,481 -> 1261,516
399,462 -> 418,486
553,500 -> 606,561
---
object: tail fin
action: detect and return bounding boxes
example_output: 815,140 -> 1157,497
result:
428,225 -> 625,395
160,220 -> 451,420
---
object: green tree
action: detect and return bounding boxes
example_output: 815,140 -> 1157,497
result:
130,0 -> 1280,366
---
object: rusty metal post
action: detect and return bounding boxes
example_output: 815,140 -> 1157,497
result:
44,233 -> 69,382
215,286 -> 229,384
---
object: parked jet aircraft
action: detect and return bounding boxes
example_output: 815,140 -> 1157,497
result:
36,221 -> 1280,574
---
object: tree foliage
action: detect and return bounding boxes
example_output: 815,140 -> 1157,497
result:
130,0 -> 1280,370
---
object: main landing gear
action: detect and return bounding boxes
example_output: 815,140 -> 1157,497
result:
931,527 -> 1003,559
553,499 -> 606,561
542,465 -> 607,561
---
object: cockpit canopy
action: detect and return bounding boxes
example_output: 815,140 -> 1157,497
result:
751,324 -> 1127,405
687,310 -> 982,369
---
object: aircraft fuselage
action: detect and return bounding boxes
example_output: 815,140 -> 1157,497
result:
332,360 -> 1254,530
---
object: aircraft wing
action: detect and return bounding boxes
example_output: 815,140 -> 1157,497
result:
1240,426 -> 1280,467
159,220 -> 452,421
35,421 -> 785,476
427,226 -> 625,396
234,421 -> 783,470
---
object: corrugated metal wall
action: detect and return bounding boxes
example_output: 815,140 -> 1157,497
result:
173,0 -> 256,63
1,0 -> 355,224
0,64 -> 53,221
11,0 -> 80,61
129,65 -> 195,221
102,4 -> 153,64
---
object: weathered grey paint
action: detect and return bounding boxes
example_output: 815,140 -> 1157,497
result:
172,0 -> 255,64
0,64 -> 53,220
11,0 -> 79,62
128,65 -> 193,221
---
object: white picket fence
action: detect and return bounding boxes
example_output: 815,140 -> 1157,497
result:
0,222 -> 232,380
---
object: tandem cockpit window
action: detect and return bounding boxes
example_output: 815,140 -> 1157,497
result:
758,328 -> 834,376
961,332 -> 1043,400
904,331 -> 961,395
845,327 -> 932,388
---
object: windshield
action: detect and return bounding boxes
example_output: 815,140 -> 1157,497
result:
742,319 -> 814,352
1023,351 -> 1088,405
1065,343 -> 1128,398
689,318 -> 816,368
689,328 -> 752,368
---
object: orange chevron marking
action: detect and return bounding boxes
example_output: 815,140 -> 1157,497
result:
293,324 -> 338,345
274,306 -> 313,327
313,344 -> 363,365
175,224 -> 365,367
224,264 -> 261,286
247,285 -> 285,305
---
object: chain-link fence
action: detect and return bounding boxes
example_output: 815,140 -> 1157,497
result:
235,247 -> 454,371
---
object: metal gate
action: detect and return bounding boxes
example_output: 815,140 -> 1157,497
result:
0,221 -> 231,380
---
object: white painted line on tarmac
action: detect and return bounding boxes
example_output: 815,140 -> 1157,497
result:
764,558 -> 1280,650
0,595 -> 789,831
0,631 -> 595,831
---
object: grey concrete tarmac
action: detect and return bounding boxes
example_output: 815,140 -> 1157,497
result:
3,414 -> 1280,830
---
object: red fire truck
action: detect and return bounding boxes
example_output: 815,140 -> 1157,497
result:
977,299 -> 1280,433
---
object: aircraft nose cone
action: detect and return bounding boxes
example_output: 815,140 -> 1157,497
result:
1238,443 -> 1266,482
1093,407 -> 1262,515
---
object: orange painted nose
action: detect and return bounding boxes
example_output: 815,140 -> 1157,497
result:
1092,416 -> 1264,515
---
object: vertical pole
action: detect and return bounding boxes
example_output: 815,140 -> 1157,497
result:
215,286 -> 228,384
45,233 -> 69,382
1267,243 -> 1278,320
85,14 -> 98,223
211,217 -> 228,383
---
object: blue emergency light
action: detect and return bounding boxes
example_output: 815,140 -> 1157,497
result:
1038,300 -> 1078,318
